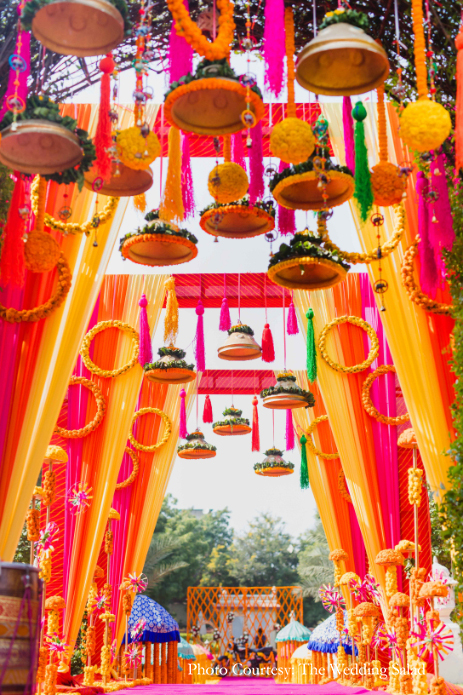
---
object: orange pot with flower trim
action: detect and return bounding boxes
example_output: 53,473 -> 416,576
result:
200,200 -> 275,240
120,211 -> 198,268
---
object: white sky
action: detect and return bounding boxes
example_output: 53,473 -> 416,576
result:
76,49 -> 371,538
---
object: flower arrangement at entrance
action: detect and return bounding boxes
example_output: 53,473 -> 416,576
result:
164,58 -> 264,135
144,346 -> 196,385
177,430 -> 217,459
254,448 -> 294,477
268,224 -> 350,291
119,210 -> 198,267
200,197 -> 275,240
260,372 -> 315,410
213,406 -> 251,436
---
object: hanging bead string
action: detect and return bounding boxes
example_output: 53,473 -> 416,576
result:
238,273 -> 241,323
313,0 -> 317,37
424,0 -> 436,99
223,273 -> 227,299
160,104 -> 164,201
282,286 -> 287,370
231,370 -> 234,406
272,410 -> 275,448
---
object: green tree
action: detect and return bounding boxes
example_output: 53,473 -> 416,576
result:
297,515 -> 334,598
200,544 -> 238,587
144,533 -> 189,590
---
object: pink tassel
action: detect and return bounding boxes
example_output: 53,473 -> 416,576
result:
285,409 -> 295,451
263,0 -> 286,97
252,396 -> 260,452
278,161 -> 296,235
138,294 -> 153,366
203,395 -> 213,423
179,388 -> 188,439
169,0 -> 193,82
287,297 -> 299,335
194,299 -> 205,372
231,132 -> 247,173
261,323 -> 275,362
248,121 -> 264,203
343,96 -> 355,174
429,154 -> 454,252
219,297 -> 231,332
0,15 -> 30,120
181,133 -> 195,219
417,172 -> 439,298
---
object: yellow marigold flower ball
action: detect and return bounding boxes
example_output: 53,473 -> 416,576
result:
207,162 -> 249,204
370,162 -> 407,207
399,99 -> 451,153
24,231 -> 60,273
117,127 -> 161,170
270,118 -> 315,165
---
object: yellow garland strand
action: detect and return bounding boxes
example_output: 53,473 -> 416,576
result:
26,509 -> 40,541
284,7 -> 296,118
128,407 -> 172,453
304,415 -> 339,460
80,321 -> 140,379
223,135 -> 231,162
401,237 -> 452,315
115,447 -> 140,490
361,365 -> 410,425
408,467 -> 423,505
31,176 -> 119,237
338,469 -> 352,503
159,126 -> 184,223
55,376 -> 106,438
377,84 -> 388,162
319,316 -> 379,374
410,0 -> 428,99
164,276 -> 179,345
166,0 -> 235,61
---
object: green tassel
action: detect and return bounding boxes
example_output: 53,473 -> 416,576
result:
300,434 -> 309,489
306,308 -> 317,383
352,101 -> 373,223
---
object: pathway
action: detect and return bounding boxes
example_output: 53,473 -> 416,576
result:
114,680 -> 371,694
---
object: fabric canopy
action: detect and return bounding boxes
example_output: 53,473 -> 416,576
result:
275,619 -> 312,643
307,611 -> 356,655
178,638 -> 196,660
125,594 -> 180,644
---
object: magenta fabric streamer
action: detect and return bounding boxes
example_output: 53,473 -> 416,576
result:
342,96 -> 355,175
263,0 -> 286,96
416,171 -> 439,298
194,299 -> 205,372
348,505 -> 366,578
168,0 -> 193,82
285,409 -> 295,451
428,154 -> 455,253
138,294 -> 153,366
360,275 -> 401,586
278,161 -> 296,235
0,24 -> 30,121
287,297 -> 299,335
248,121 -> 265,203
0,285 -> 24,463
179,388 -> 188,439
231,132 -> 247,173
181,133 -> 195,219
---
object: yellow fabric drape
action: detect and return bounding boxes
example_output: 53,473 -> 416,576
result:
64,275 -> 168,650
321,102 -> 453,499
293,284 -> 386,588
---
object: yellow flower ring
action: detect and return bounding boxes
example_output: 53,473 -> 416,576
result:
55,376 -> 107,438
272,170 -> 354,211
115,447 -> 140,490
80,321 -> 140,379
31,176 -> 118,237
361,365 -> 410,426
166,0 -> 235,61
164,78 -> 265,135
319,316 -> 380,374
401,236 -> 452,316
128,407 -> 172,453
200,204 -> 275,239
0,253 -> 72,323
305,415 -> 339,460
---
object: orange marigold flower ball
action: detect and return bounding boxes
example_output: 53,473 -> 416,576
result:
371,162 -> 407,207
207,162 -> 249,204
24,231 -> 60,273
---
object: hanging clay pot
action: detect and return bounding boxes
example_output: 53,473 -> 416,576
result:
217,323 -> 262,361
177,431 -> 217,459
254,448 -> 294,477
120,211 -> 198,268
144,346 -> 196,385
84,163 -> 153,197
260,372 -> 316,410
212,406 -> 251,436
200,201 -> 275,240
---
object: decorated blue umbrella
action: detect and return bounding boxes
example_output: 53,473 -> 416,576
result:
178,637 -> 196,661
124,594 -> 180,644
307,610 -> 357,656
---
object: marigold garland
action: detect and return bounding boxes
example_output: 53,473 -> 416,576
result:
116,127 -> 161,171
54,376 -> 106,438
80,321 -> 140,378
128,407 -> 172,453
166,0 -> 235,61
0,253 -> 72,323
26,508 -> 40,541
31,176 -> 118,237
37,646 -> 48,683
401,237 -> 452,315
105,530 -> 113,555
115,447 -> 140,490
408,467 -> 423,506
319,316 -> 379,374
338,469 -> 352,503
44,663 -> 58,695
84,625 -> 96,657
305,415 -> 339,460
42,469 -> 56,507
361,365 -> 410,425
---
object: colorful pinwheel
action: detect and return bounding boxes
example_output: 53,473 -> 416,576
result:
130,617 -> 146,641
35,522 -> 59,555
318,584 -> 345,612
125,643 -> 142,668
47,633 -> 68,655
372,623 -> 401,659
120,572 -> 148,594
350,575 -> 381,605
411,622 -> 454,662
68,482 -> 93,515
94,592 -> 107,613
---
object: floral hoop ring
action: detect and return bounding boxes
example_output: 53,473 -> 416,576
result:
128,407 -> 172,453
401,237 -> 452,315
319,316 -> 379,374
55,376 -> 106,438
361,365 -> 410,425
305,415 -> 339,460
116,448 -> 140,490
80,321 -> 140,379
